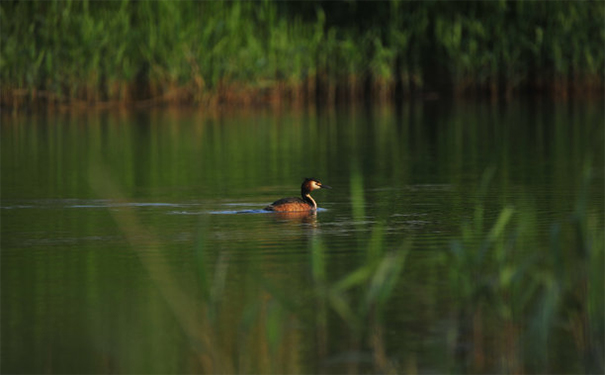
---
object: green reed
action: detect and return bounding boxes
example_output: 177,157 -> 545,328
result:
2,0 -> 603,110
277,174 -> 601,373
443,168 -> 604,373
84,161 -> 603,373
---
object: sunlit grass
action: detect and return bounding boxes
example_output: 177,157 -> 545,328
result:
2,1 -> 603,111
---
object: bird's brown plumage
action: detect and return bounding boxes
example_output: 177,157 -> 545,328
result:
264,178 -> 331,212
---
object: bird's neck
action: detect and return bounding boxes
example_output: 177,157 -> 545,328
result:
302,193 -> 317,210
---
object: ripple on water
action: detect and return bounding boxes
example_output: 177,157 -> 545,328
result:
1,198 -> 200,210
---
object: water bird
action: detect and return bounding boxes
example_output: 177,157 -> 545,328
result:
264,178 -> 331,212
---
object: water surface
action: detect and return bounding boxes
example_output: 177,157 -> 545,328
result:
2,99 -> 603,373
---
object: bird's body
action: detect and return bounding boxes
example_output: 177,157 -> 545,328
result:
264,178 -> 331,212
264,197 -> 315,212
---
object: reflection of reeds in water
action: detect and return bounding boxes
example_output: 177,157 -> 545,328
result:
90,163 -> 603,373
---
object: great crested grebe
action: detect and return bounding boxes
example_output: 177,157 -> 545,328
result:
264,178 -> 331,212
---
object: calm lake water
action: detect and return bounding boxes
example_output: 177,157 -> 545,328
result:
2,98 -> 604,374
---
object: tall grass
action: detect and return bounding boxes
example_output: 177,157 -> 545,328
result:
84,161 -> 604,373
444,168 -> 604,373
1,0 -> 603,110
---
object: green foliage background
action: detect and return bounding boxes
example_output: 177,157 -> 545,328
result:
2,0 -> 603,106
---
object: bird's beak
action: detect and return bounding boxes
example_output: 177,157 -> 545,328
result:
320,184 -> 332,189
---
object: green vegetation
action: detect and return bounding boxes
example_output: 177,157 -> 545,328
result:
1,0 -> 603,109
94,169 -> 602,373
444,169 -> 604,373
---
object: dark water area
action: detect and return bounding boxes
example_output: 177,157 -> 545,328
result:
2,98 -> 603,373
